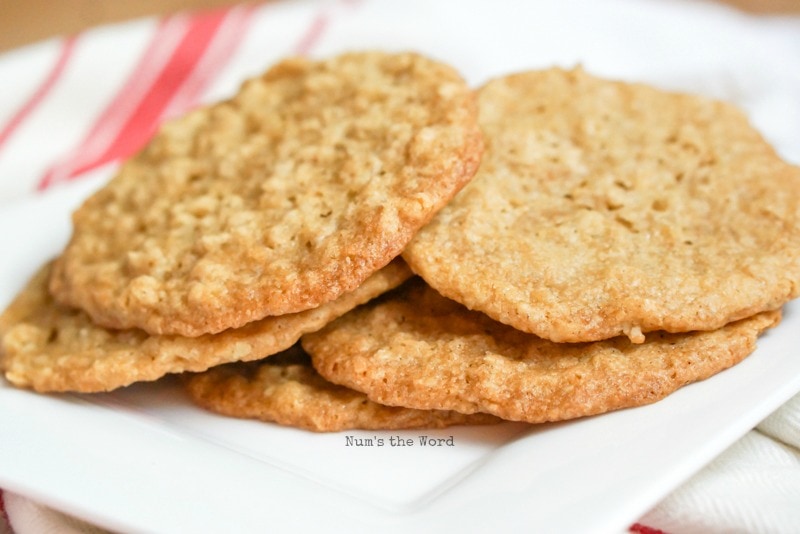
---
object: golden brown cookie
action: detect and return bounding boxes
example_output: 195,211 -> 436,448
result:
184,344 -> 501,432
50,51 -> 482,336
402,68 -> 800,343
1,259 -> 411,392
303,279 -> 781,423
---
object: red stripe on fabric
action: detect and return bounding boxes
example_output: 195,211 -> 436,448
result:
162,4 -> 257,122
293,0 -> 363,56
630,522 -> 668,534
0,36 -> 76,151
65,9 -> 230,180
294,12 -> 329,55
0,489 -> 11,533
36,17 -> 183,191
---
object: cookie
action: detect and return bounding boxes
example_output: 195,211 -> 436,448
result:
303,279 -> 781,423
402,68 -> 800,343
184,344 -> 501,432
50,51 -> 482,336
1,259 -> 411,392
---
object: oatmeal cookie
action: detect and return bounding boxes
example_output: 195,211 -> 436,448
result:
303,279 -> 781,423
1,260 -> 410,392
51,52 -> 482,336
403,68 -> 800,343
184,345 -> 500,432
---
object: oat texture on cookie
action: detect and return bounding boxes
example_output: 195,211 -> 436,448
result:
303,279 -> 781,423
185,344 -> 501,432
50,51 -> 483,337
1,259 -> 411,392
402,68 -> 800,343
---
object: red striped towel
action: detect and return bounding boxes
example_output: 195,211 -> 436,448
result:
0,0 -> 357,201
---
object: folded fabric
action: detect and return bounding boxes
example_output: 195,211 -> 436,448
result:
1,491 -> 107,534
639,392 -> 800,533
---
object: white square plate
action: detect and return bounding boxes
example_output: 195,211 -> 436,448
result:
0,169 -> 799,534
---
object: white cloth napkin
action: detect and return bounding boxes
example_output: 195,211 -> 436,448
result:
638,393 -> 800,533
1,493 -> 107,534
1,0 -> 799,532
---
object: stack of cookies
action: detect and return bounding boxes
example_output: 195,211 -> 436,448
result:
1,52 -> 798,432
